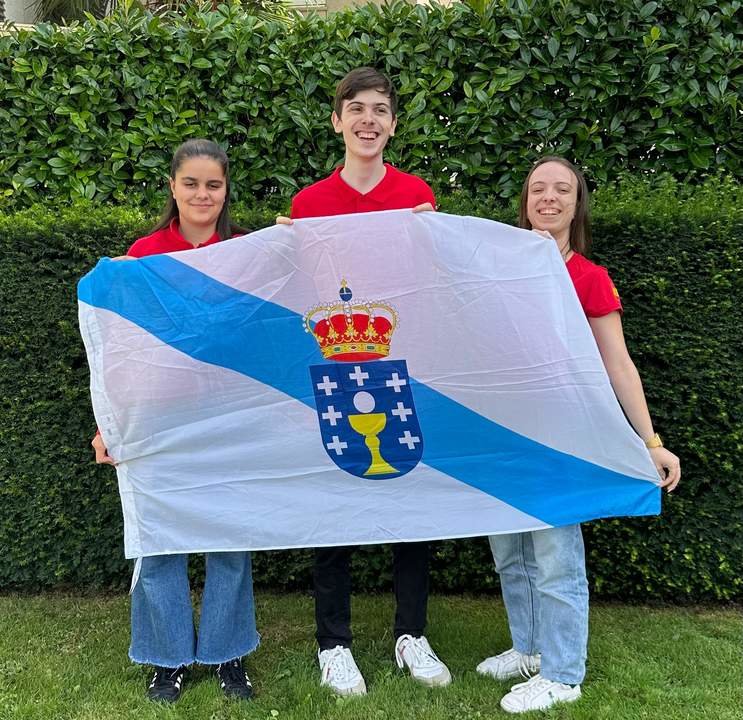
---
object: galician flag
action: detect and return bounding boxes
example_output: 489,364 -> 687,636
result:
78,210 -> 660,559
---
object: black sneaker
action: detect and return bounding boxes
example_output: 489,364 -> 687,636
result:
146,665 -> 185,703
217,658 -> 253,700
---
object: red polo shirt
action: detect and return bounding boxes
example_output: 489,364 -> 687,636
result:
290,164 -> 436,218
567,252 -> 623,318
127,219 -> 221,257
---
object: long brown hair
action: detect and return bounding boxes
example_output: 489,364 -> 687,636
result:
151,139 -> 246,240
518,156 -> 592,256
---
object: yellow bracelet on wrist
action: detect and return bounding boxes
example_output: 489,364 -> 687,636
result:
644,433 -> 663,449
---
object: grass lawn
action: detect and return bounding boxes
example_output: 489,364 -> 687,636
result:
0,592 -> 740,720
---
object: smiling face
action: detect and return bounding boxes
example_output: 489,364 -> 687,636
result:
525,161 -> 578,245
331,88 -> 397,162
169,155 -> 227,231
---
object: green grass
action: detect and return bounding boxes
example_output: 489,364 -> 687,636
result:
0,593 -> 740,720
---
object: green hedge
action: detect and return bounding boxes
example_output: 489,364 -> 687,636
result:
0,0 -> 740,206
1,175 -> 741,601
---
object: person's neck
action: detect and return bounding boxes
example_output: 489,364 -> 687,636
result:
178,218 -> 217,248
553,230 -> 573,261
340,155 -> 386,194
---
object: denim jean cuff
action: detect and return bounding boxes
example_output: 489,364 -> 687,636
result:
540,669 -> 585,686
194,632 -> 261,666
128,651 -> 196,668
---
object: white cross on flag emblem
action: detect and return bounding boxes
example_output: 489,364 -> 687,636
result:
310,360 -> 423,479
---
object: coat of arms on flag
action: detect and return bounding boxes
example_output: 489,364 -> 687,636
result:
305,281 -> 423,479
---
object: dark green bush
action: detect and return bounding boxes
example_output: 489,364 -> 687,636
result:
0,0 -> 740,206
1,175 -> 741,600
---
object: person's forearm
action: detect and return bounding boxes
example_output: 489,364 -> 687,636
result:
606,359 -> 655,442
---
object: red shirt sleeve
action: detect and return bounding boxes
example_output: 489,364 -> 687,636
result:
580,267 -> 623,317
127,236 -> 154,257
420,181 -> 436,209
290,192 -> 307,219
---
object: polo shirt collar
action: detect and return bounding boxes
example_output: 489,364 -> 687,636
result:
167,218 -> 220,250
331,163 -> 399,205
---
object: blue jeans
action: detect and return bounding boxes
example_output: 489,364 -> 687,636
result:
129,552 -> 259,667
489,524 -> 588,685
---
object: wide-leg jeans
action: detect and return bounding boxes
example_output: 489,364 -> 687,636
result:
489,524 -> 588,685
129,551 -> 259,667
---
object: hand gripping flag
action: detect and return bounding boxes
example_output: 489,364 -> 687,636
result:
78,211 -> 660,558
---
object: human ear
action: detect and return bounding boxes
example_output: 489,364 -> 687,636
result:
331,111 -> 343,134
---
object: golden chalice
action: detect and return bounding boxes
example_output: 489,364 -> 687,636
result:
348,410 -> 399,476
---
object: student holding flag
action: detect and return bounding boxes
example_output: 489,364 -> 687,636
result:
280,67 -> 450,696
477,156 -> 681,713
91,139 -> 258,703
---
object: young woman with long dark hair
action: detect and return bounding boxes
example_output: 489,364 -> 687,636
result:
91,139 -> 256,703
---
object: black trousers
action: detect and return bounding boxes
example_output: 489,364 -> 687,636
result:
314,542 -> 430,650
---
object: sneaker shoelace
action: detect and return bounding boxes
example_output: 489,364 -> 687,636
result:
398,637 -> 441,668
321,647 -> 357,684
513,674 -> 559,696
150,667 -> 182,690
516,652 -> 540,678
218,659 -> 248,687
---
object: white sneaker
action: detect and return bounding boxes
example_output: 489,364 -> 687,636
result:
394,634 -> 452,687
318,646 -> 366,696
476,647 -> 541,681
500,673 -> 581,713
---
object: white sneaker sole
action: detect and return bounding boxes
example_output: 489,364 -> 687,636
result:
500,687 -> 581,713
405,666 -> 452,688
476,663 -> 540,681
321,678 -> 367,696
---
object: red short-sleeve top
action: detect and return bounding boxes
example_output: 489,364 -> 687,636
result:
290,164 -> 435,219
127,219 -> 221,257
566,252 -> 623,318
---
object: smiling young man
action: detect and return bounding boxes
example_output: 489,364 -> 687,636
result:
290,67 -> 435,218
288,68 -> 448,697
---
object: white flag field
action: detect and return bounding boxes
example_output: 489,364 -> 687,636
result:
78,210 -> 660,559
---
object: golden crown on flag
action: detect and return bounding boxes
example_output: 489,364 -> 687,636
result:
303,280 -> 398,362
